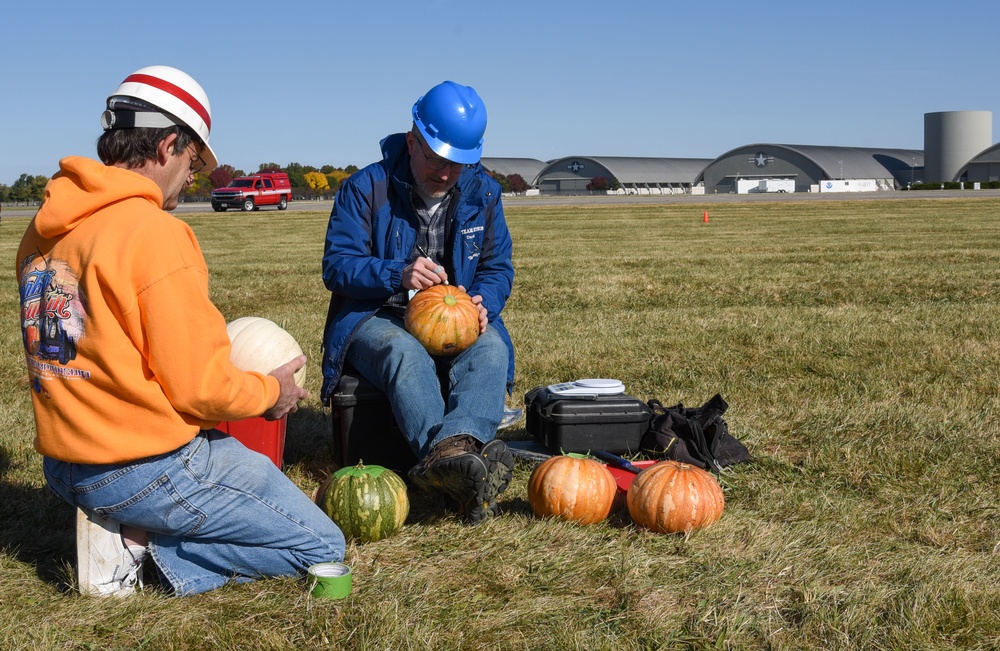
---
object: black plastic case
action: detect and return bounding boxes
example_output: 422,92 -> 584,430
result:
524,387 -> 652,454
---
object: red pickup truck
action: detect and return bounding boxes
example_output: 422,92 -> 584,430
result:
211,172 -> 292,212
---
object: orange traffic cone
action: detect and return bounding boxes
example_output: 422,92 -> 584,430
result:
703,211 -> 709,223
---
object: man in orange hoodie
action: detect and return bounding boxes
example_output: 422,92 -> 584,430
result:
16,66 -> 345,596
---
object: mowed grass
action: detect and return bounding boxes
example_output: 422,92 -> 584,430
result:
1,197 -> 998,650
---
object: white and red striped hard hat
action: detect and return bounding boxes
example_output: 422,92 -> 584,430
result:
102,65 -> 218,171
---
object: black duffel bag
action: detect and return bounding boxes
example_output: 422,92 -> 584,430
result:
640,393 -> 750,474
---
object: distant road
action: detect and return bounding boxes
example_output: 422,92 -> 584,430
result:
5,188 -> 1000,219
168,188 -> 1000,214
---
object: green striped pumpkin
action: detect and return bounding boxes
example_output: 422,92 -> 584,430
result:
316,462 -> 409,543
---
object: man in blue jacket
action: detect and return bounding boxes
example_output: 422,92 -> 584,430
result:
321,81 -> 515,523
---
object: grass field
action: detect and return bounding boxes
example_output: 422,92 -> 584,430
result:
1,198 -> 998,650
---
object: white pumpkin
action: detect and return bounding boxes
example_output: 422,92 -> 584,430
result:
226,317 -> 306,388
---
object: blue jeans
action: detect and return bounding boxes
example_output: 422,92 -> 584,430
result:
44,430 -> 345,596
346,311 -> 508,458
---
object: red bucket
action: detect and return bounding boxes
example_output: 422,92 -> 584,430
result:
216,416 -> 287,467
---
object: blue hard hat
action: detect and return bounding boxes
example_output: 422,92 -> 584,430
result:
412,81 -> 487,165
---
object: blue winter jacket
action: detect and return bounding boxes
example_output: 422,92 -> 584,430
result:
320,133 -> 515,403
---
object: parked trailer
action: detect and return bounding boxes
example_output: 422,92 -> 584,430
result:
735,178 -> 795,194
758,179 -> 795,193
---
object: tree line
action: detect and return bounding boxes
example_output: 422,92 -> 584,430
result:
1,163 -> 533,205
0,173 -> 50,205
0,163 -> 361,206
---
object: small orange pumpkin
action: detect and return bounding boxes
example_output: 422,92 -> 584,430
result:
627,461 -> 725,534
528,453 -> 617,525
404,285 -> 480,356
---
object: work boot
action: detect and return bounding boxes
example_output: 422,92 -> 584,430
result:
475,439 -> 515,520
410,435 -> 490,522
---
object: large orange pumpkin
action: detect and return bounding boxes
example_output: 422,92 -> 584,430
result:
627,461 -> 725,534
528,453 -> 617,525
404,285 -> 480,356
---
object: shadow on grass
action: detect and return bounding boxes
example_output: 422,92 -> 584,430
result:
498,496 -> 533,518
497,491 -> 641,529
282,404 -> 338,479
0,477 -> 75,591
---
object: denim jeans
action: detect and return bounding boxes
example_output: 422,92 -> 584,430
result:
44,430 -> 345,596
346,310 -> 508,458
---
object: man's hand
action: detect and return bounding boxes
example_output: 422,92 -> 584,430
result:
466,289 -> 489,334
263,354 -> 309,420
402,256 -> 449,290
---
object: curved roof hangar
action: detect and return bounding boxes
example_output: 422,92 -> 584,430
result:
957,142 -> 1000,184
697,144 -> 923,193
536,156 -> 712,194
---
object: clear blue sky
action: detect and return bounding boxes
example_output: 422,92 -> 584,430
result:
2,0 -> 999,185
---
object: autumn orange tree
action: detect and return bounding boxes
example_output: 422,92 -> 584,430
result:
304,171 -> 330,193
323,167 -> 352,194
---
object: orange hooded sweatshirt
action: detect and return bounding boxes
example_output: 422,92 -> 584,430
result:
17,156 -> 280,464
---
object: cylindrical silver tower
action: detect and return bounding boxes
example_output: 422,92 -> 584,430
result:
924,111 -> 993,183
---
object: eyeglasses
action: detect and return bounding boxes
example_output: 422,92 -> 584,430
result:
188,144 -> 208,175
413,134 -> 463,173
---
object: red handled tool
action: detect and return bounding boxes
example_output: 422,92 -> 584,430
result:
594,450 -> 642,473
594,451 -> 656,493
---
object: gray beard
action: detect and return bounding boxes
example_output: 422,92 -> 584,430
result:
413,176 -> 447,200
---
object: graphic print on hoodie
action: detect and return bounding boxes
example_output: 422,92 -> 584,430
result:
19,253 -> 87,374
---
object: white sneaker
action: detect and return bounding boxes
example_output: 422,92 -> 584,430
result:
76,507 -> 148,597
499,406 -> 523,430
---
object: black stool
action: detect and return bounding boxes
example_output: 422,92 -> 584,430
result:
328,366 -> 419,473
